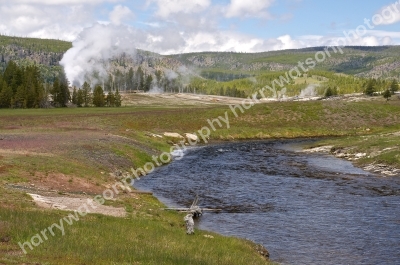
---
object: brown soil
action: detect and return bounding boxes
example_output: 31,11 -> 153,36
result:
122,92 -> 247,106
26,172 -> 106,195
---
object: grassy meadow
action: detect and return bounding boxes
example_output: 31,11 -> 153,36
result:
0,95 -> 399,264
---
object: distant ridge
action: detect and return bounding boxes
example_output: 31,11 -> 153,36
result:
0,34 -> 399,86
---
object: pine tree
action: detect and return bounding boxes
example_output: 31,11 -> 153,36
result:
136,66 -> 144,90
82,81 -> 91,107
127,67 -> 134,90
58,71 -> 70,107
106,91 -> 115,107
76,89 -> 83,107
144,75 -> 153,92
23,65 -> 45,108
0,81 -> 13,108
3,61 -> 17,86
51,77 -> 60,106
114,88 -> 122,107
390,79 -> 399,94
325,87 -> 333,97
59,81 -> 69,107
364,79 -> 376,96
155,70 -> 162,87
383,89 -> 391,101
4,61 -> 22,94
14,85 -> 26,108
92,85 -> 105,107
72,87 -> 78,105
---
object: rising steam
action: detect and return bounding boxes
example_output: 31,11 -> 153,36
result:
60,24 -> 142,87
299,84 -> 319,97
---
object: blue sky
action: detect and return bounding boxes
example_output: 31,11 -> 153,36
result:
0,0 -> 399,54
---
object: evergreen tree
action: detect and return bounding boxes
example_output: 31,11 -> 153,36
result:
106,91 -> 115,107
0,81 -> 13,108
21,65 -> 45,108
325,87 -> 333,97
364,79 -> 376,96
76,89 -> 84,107
383,89 -> 391,101
136,66 -> 144,90
51,77 -> 60,106
3,61 -> 22,94
72,87 -> 78,105
3,61 -> 17,86
24,80 -> 36,108
58,71 -> 70,107
82,81 -> 91,107
127,67 -> 134,90
92,85 -> 105,107
114,88 -> 122,107
14,85 -> 26,108
155,70 -> 162,87
144,75 -> 153,92
390,79 -> 399,94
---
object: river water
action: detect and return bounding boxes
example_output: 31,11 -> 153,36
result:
134,140 -> 400,265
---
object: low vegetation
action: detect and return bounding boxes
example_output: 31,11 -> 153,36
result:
1,95 -> 399,264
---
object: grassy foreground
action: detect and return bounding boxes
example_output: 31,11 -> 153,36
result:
0,186 -> 268,265
0,95 -> 399,264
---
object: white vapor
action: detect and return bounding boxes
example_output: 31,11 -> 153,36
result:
59,24 -> 140,87
299,84 -> 319,98
109,5 -> 133,26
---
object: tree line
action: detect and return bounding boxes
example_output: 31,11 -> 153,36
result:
70,82 -> 121,107
0,60 -> 122,109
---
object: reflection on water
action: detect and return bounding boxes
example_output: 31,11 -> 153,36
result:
134,140 -> 400,265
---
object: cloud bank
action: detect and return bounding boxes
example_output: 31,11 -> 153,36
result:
0,0 -> 399,55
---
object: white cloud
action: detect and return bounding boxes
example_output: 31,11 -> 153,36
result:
109,5 -> 134,25
0,0 -> 118,5
376,2 -> 400,25
147,0 -> 211,18
368,30 -> 400,39
0,3 -> 96,40
1,0 -> 399,56
225,0 -> 275,19
145,30 -> 311,54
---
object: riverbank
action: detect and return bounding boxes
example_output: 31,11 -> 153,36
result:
0,95 -> 399,264
303,130 -> 400,177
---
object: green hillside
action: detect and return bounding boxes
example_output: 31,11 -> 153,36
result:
0,35 -> 72,83
0,34 -> 399,101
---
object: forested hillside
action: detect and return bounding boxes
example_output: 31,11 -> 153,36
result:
0,35 -> 71,83
0,34 -> 399,109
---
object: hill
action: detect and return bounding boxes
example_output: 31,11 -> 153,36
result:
0,35 -> 71,83
168,46 -> 400,80
0,35 -> 399,97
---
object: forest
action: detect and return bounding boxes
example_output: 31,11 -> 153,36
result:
0,61 -> 122,108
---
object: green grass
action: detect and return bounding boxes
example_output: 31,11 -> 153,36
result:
1,97 -> 400,264
0,193 -> 271,265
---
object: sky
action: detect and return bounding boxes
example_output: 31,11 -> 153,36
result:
0,0 -> 400,54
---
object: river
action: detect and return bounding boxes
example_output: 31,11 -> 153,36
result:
134,140 -> 400,265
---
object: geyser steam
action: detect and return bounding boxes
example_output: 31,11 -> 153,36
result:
60,24 -> 141,87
